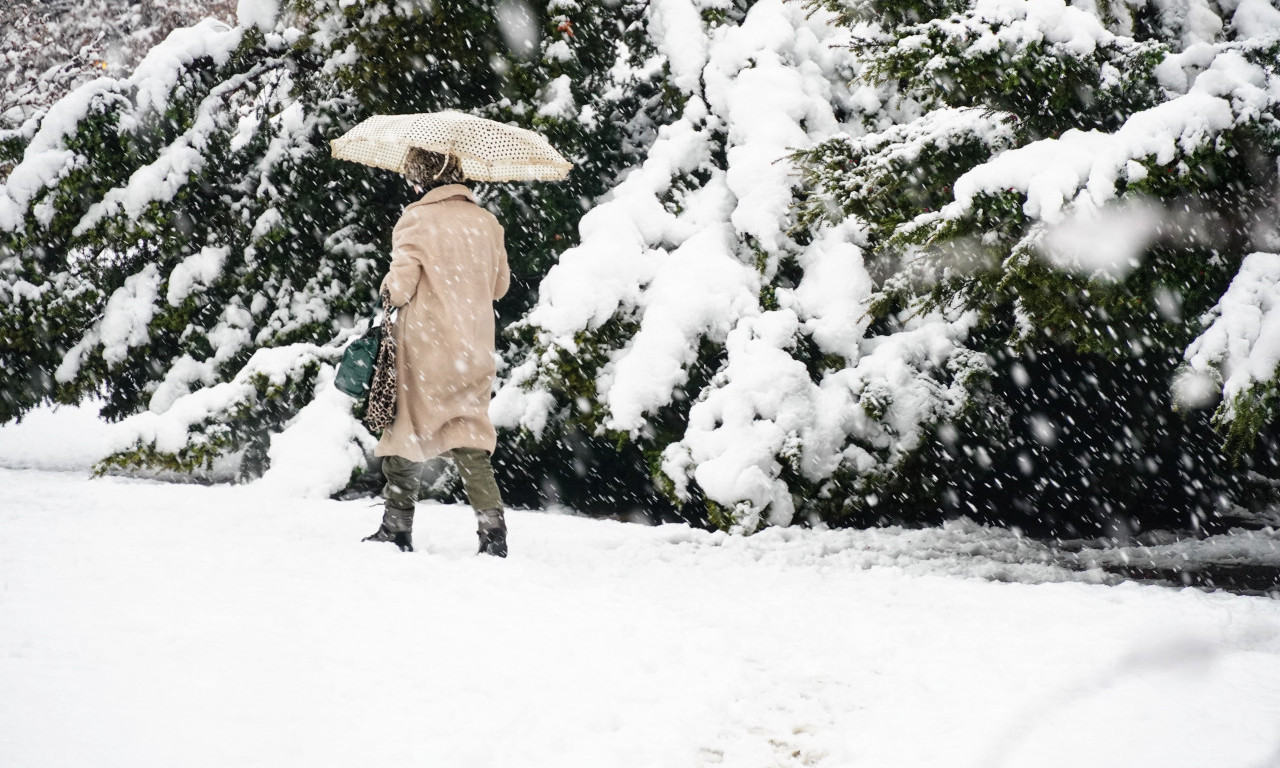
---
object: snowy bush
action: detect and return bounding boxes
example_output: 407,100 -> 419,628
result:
4,0 -> 1279,533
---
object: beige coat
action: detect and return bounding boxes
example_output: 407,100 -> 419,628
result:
374,184 -> 510,462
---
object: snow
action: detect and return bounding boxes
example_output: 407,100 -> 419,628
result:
515,114 -> 710,340
254,98 -> 311,198
73,143 -> 205,234
147,303 -> 256,414
254,277 -> 335,346
1141,0 -> 1226,47
499,3 -> 858,426
834,106 -> 1018,185
6,342 -> 364,488
97,263 -> 163,366
661,286 -> 972,531
601,222 -> 760,435
936,0 -> 1117,58
535,74 -> 575,119
0,402 -> 123,472
74,65 -> 274,235
166,245 -> 230,306
649,0 -> 709,94
125,19 -> 241,114
781,220 -> 873,361
1180,252 -> 1280,415
666,310 -> 817,529
53,261 -> 167,384
2,464 -> 1280,768
495,0 -> 540,59
0,78 -> 121,231
804,311 -> 985,481
489,360 -> 556,437
1230,0 -> 1280,37
706,2 -> 848,256
237,0 -> 280,32
149,355 -> 219,414
1039,196 -> 1162,279
543,39 -> 574,63
255,364 -> 377,499
1154,41 -> 1223,93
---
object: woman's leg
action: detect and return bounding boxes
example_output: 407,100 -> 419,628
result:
365,454 -> 423,551
449,447 -> 507,557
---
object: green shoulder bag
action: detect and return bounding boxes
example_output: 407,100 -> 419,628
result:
334,294 -> 393,399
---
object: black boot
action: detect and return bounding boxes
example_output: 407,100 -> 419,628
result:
363,524 -> 413,552
476,508 -> 507,557
477,526 -> 507,558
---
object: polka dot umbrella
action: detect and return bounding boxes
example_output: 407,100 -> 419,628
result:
330,111 -> 572,182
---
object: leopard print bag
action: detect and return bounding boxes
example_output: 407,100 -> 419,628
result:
363,291 -> 398,433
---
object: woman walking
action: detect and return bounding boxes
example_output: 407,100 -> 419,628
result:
363,148 -> 511,556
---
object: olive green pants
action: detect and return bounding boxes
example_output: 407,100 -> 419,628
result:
381,449 -> 505,533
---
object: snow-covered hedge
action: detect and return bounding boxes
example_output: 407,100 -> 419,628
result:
496,0 -> 1280,533
4,0 -> 1280,532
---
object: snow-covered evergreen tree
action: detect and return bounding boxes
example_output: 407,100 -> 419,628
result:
1,1 -> 236,135
498,0 -> 1280,534
494,0 -> 1003,531
797,0 -> 1280,533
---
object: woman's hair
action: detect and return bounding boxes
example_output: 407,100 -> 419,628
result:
403,147 -> 465,189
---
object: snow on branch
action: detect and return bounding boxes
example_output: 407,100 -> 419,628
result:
0,19 -> 244,232
1180,252 -> 1280,424
934,47 -> 1277,227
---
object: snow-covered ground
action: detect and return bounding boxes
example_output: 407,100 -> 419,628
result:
3,410 -> 1280,768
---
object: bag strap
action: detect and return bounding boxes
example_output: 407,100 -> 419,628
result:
379,290 -> 395,335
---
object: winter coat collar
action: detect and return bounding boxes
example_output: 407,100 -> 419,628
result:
406,184 -> 476,213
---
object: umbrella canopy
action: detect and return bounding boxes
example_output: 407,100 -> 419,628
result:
330,111 -> 572,182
